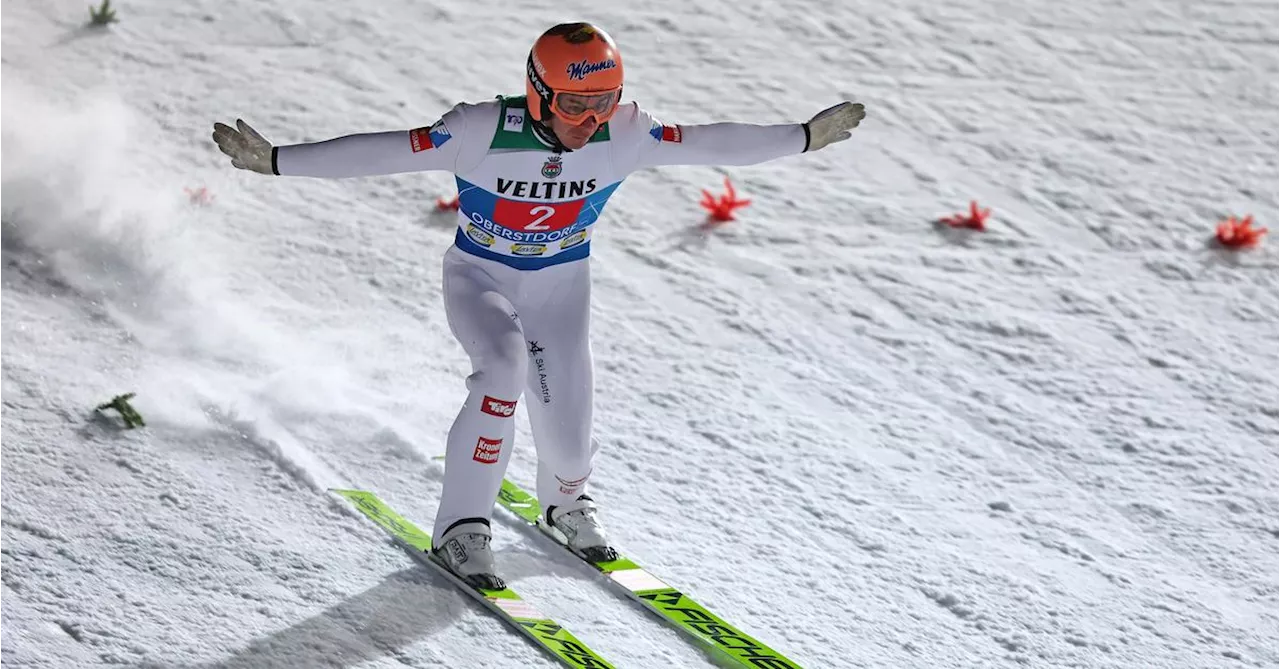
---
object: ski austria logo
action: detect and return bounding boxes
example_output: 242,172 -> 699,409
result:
473,436 -> 502,464
481,395 -> 517,417
429,120 -> 452,147
566,58 -> 617,81
542,155 -> 563,179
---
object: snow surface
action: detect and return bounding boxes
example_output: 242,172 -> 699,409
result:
2,1 -> 1277,667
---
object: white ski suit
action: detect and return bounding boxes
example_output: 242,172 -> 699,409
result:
273,95 -> 808,541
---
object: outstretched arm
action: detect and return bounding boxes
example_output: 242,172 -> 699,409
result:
614,101 -> 865,173
212,104 -> 472,178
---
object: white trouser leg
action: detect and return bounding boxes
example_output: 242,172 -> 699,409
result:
432,250 -> 526,542
518,259 -> 597,512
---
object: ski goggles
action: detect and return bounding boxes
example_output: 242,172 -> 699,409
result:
551,89 -> 622,125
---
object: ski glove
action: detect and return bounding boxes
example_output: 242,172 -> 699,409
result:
212,119 -> 274,175
804,101 -> 866,152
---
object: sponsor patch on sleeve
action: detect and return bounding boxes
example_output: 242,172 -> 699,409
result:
409,126 -> 433,152
660,125 -> 682,143
409,119 -> 453,153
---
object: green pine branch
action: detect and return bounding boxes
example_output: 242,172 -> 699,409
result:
89,0 -> 118,27
95,393 -> 145,428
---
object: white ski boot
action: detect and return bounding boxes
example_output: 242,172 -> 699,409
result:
431,520 -> 505,590
542,495 -> 619,563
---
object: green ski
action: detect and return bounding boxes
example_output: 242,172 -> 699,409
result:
495,479 -> 804,669
331,489 -> 616,669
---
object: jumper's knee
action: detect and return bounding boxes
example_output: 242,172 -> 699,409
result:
466,333 -> 528,400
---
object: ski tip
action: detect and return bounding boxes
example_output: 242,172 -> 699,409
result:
330,488 -> 373,497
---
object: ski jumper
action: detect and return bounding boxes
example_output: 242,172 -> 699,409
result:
273,96 -> 807,541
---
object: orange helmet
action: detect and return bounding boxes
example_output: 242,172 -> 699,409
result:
526,23 -> 624,125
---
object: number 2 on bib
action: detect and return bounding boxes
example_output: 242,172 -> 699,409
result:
526,206 -> 555,231
494,198 -> 585,233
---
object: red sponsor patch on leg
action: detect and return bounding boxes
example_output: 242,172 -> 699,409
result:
409,126 -> 433,153
481,396 -> 517,417
473,436 -> 502,464
661,125 -> 682,143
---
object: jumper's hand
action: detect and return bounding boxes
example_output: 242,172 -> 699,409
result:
212,119 -> 274,174
804,102 -> 866,152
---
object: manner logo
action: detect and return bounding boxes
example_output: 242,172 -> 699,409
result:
566,58 -> 617,81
